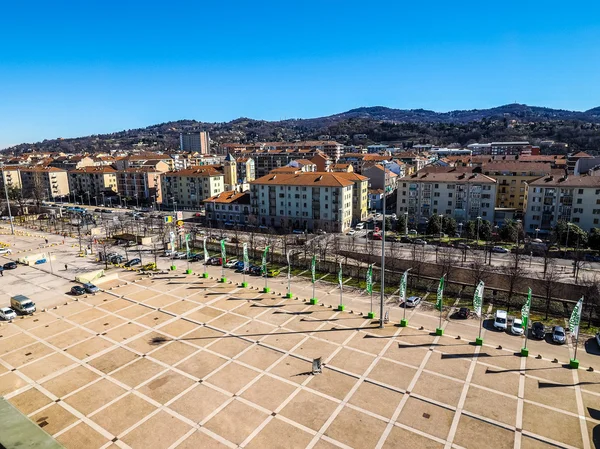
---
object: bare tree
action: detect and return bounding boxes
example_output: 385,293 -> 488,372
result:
500,253 -> 526,312
467,252 -> 494,287
538,258 -> 560,320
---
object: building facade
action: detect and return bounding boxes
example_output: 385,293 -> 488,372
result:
249,172 -> 363,232
397,172 -> 497,227
204,191 -> 251,226
161,167 -> 225,209
19,167 -> 70,200
68,167 -> 118,199
116,167 -> 164,206
524,175 -> 600,233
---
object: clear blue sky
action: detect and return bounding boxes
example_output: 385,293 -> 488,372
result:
1,0 -> 599,149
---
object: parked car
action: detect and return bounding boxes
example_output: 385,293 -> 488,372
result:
0,307 -> 17,321
172,252 -> 187,259
455,243 -> 470,250
109,255 -> 124,264
3,262 -> 17,270
70,286 -> 86,296
413,239 -> 427,245
457,307 -> 470,319
0,248 -> 13,255
124,258 -> 141,267
316,229 -> 326,235
83,283 -> 99,293
493,310 -> 508,331
94,208 -> 103,212
356,223 -> 365,230
249,265 -> 262,275
224,259 -> 238,268
400,236 -> 413,243
267,269 -> 281,277
408,229 -> 418,235
347,229 -> 356,236
292,229 -> 304,234
162,250 -> 173,257
511,318 -> 524,336
404,296 -> 421,307
141,262 -> 157,271
531,322 -> 545,339
233,261 -> 245,270
552,326 -> 566,344
189,254 -> 204,262
492,246 -> 509,254
208,257 -> 222,265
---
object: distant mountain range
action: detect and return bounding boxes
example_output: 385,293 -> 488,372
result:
5,103 -> 600,154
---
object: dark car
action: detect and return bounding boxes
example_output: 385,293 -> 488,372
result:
94,208 -> 103,212
531,322 -> 545,339
3,262 -> 17,270
189,254 -> 204,262
457,307 -> 470,319
249,265 -> 262,276
400,236 -> 413,243
109,255 -> 124,264
208,257 -> 222,265
70,286 -> 86,296
233,260 -> 245,270
124,258 -> 141,267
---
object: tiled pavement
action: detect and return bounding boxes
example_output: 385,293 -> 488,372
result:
0,271 -> 598,449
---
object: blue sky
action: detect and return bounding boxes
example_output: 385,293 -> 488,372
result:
1,0 -> 599,149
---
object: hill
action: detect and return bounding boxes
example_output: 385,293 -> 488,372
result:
4,103 -> 600,155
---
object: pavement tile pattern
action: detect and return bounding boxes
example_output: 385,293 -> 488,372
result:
0,271 -> 598,449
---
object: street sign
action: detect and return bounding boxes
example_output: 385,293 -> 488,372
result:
164,216 -> 173,223
176,220 -> 184,226
176,211 -> 183,221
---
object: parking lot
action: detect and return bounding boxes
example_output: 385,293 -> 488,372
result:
0,225 -> 599,448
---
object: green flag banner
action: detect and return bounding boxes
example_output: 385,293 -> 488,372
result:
473,281 -> 484,317
366,264 -> 373,294
311,255 -> 316,283
262,246 -> 269,274
220,239 -> 226,265
521,288 -> 532,329
243,243 -> 249,271
569,297 -> 583,338
338,262 -> 343,289
436,276 -> 444,311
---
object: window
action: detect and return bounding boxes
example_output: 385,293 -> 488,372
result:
448,192 -> 453,198
433,200 -> 438,205
448,201 -> 452,206
579,189 -> 584,194
434,184 -> 439,188
573,217 -> 580,223
577,198 -> 582,204
595,219 -> 599,225
446,209 -> 451,215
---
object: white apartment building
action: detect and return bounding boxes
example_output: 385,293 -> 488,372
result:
250,172 -> 366,232
397,172 -> 497,227
524,175 -> 600,233
161,167 -> 225,210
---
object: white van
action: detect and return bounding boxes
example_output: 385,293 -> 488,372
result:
356,223 -> 365,230
494,310 -> 508,331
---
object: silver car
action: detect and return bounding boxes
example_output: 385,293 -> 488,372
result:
83,283 -> 99,293
552,326 -> 566,345
405,296 -> 422,307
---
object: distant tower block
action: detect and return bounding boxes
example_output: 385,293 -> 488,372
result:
223,154 -> 238,188
180,131 -> 210,154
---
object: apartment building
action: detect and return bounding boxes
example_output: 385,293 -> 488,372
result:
68,166 -> 118,198
49,155 -> 95,171
362,164 -> 398,193
161,167 -> 225,209
236,157 -> 255,182
397,172 -> 497,227
180,132 -> 210,154
0,165 -> 22,191
116,167 -> 164,205
481,162 -> 553,212
249,172 -> 368,232
204,191 -> 251,226
19,167 -> 70,200
524,175 -> 600,233
232,149 -> 328,178
114,154 -> 172,171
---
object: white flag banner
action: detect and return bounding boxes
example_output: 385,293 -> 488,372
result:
569,297 -> 584,338
473,281 -> 484,317
287,251 -> 291,280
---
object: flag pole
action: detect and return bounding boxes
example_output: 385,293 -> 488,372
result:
521,288 -> 532,357
310,254 -> 317,304
435,274 -> 445,336
262,246 -> 270,293
241,242 -> 248,288
337,262 -> 344,311
220,239 -> 227,283
400,268 -> 411,327
285,250 -> 293,298
367,264 -> 375,319
569,297 -> 584,369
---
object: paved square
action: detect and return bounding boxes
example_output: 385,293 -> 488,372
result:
0,267 -> 598,449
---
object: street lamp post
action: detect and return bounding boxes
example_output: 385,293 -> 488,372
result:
476,216 -> 481,244
535,228 -> 540,240
565,222 -> 572,254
